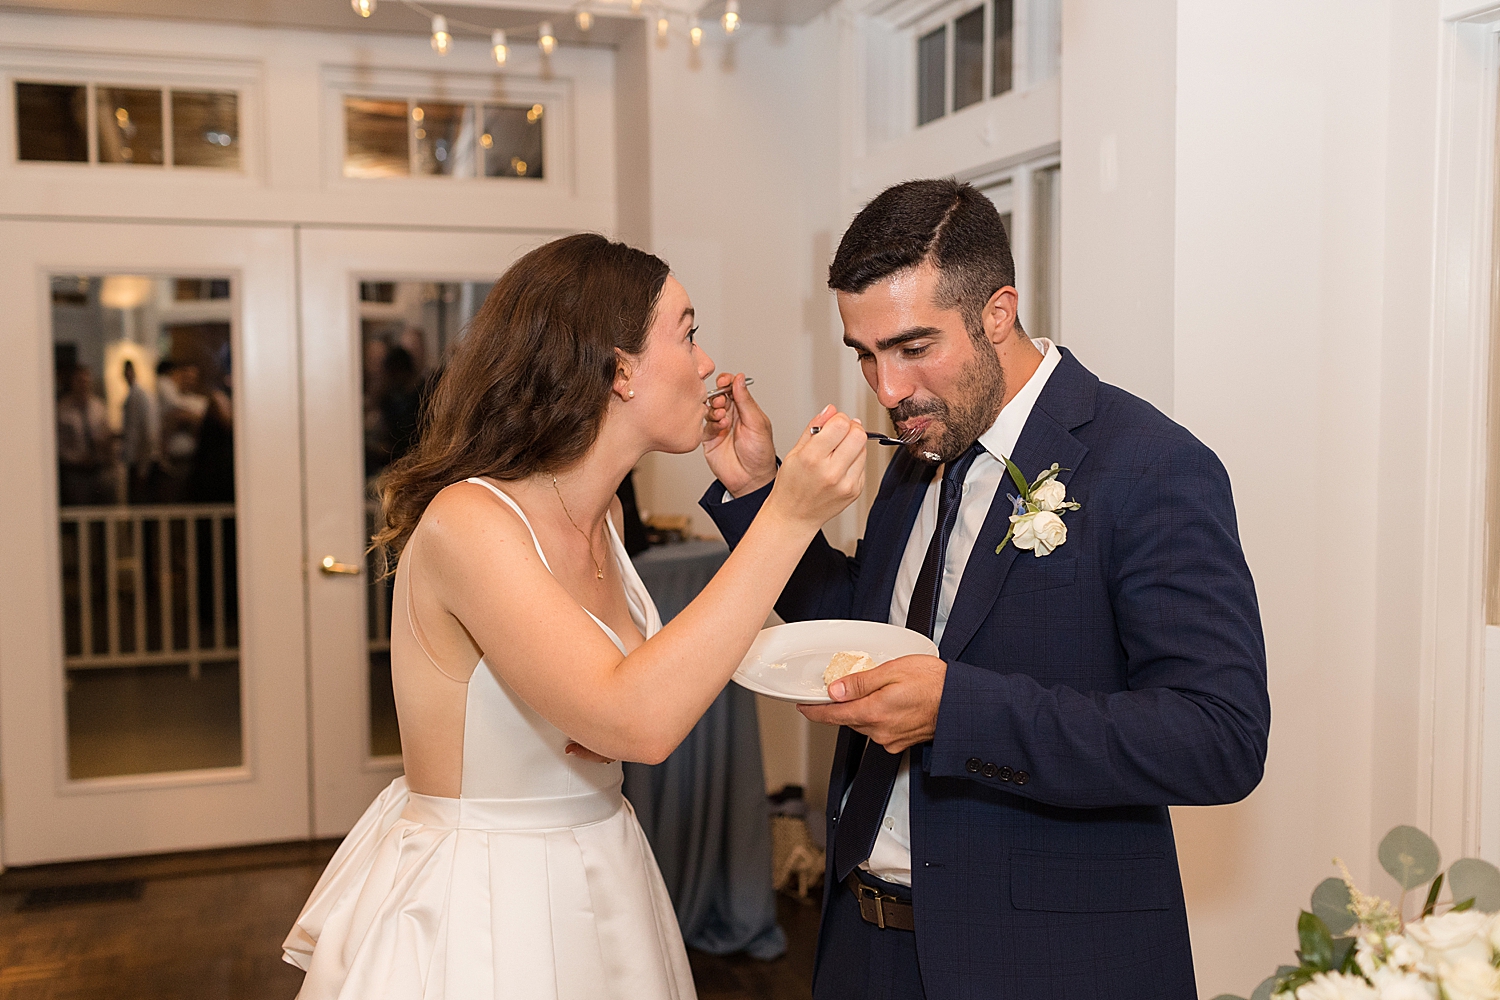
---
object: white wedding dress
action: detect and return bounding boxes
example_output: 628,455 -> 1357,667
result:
283,478 -> 696,1000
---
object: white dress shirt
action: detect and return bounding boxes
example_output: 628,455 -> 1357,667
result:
861,337 -> 1061,886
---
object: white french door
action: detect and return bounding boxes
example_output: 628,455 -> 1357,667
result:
0,219 -> 308,865
298,226 -> 542,836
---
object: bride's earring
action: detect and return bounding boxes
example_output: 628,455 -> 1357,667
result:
627,389 -> 635,398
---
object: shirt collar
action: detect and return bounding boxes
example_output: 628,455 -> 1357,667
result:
976,338 -> 1060,462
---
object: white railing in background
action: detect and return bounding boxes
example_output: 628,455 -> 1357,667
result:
59,503 -> 237,679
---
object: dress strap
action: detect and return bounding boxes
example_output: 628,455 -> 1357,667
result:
463,477 -> 553,572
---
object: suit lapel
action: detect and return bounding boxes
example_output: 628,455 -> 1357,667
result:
939,404 -> 1090,661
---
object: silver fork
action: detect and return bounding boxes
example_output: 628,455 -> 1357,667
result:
811,426 -> 921,447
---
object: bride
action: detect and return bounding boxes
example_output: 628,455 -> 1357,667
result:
283,233 -> 868,999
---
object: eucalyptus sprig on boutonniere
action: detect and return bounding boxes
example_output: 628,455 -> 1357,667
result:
995,459 -> 1082,557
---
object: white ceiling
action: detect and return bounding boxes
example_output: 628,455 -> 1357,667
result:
0,0 -> 840,42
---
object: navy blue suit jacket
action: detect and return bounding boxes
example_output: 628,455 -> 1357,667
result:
701,348 -> 1269,1000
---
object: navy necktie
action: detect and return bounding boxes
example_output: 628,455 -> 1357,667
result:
832,440 -> 985,882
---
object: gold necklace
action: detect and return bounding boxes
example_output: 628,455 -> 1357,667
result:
551,475 -> 605,580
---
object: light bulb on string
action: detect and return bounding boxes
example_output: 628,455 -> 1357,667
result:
689,15 -> 702,46
576,9 -> 593,30
492,29 -> 508,65
656,12 -> 670,36
430,14 -> 452,55
538,21 -> 556,54
722,0 -> 739,34
630,0 -> 642,11
351,0 -> 375,17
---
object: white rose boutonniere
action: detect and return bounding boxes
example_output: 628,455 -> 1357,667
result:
996,459 -> 1081,558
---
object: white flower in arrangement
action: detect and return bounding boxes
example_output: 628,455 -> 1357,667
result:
1010,511 -> 1068,557
1368,966 -> 1438,1000
1405,909 -> 1493,967
1031,478 -> 1068,511
995,459 -> 1081,558
1434,958 -> 1500,1000
1383,934 -> 1427,973
1291,971 -> 1378,1000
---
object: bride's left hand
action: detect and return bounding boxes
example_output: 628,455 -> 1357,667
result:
565,741 -> 616,764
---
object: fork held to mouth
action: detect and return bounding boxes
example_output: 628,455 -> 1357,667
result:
810,426 -> 921,447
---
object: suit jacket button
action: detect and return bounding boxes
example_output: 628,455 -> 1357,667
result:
1014,770 -> 1030,786
980,762 -> 998,778
965,757 -> 982,773
998,766 -> 1013,781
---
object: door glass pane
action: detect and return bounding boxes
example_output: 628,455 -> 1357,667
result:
16,81 -> 89,162
96,87 -> 164,166
992,0 -> 1014,96
1030,165 -> 1061,342
344,96 -> 410,178
52,274 -> 242,779
481,104 -> 544,178
171,90 -> 240,169
361,280 -> 491,757
953,7 -> 986,112
917,26 -> 947,126
414,102 -> 476,177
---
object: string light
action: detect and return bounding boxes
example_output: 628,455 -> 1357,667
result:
358,1 -> 747,58
430,14 -> 452,54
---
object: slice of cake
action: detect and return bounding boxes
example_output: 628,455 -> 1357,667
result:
823,650 -> 877,689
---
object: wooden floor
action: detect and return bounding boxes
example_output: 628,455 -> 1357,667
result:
0,840 -> 821,999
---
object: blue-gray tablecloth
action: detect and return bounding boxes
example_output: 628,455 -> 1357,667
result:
622,540 -> 787,960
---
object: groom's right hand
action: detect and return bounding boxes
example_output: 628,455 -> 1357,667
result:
703,372 -> 777,496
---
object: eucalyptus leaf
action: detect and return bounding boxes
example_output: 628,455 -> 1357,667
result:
1311,877 -> 1356,935
1249,974 -> 1279,1000
1448,857 -> 1500,913
1297,911 -> 1334,970
1453,897 -> 1476,912
1378,826 -> 1441,890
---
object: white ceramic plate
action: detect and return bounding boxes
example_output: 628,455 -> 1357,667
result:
732,619 -> 939,704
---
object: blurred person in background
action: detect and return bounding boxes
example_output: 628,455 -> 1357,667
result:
155,359 -> 205,502
119,358 -> 160,504
56,364 -> 115,506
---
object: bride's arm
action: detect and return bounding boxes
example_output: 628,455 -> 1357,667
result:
423,411 -> 869,764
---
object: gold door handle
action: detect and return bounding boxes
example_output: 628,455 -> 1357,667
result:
320,555 -> 362,576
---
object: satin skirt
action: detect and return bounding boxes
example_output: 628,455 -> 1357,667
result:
284,777 -> 697,1000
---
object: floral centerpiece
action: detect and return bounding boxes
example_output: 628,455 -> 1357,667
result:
1217,827 -> 1500,1000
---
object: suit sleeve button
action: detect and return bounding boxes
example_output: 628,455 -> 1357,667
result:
1013,770 -> 1030,786
980,762 -> 998,778
965,757 -> 982,773
998,766 -> 1013,781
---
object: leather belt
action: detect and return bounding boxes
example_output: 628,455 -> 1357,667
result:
844,872 -> 915,931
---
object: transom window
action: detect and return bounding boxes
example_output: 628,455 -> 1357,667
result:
343,95 -> 543,180
917,0 -> 1057,127
15,80 -> 240,169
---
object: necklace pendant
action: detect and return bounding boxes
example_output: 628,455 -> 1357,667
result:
596,569 -> 604,580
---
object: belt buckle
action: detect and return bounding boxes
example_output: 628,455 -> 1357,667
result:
856,883 -> 890,930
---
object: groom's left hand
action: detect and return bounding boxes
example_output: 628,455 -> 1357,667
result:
798,655 -> 947,754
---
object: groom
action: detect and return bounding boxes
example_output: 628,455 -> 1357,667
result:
700,179 -> 1270,999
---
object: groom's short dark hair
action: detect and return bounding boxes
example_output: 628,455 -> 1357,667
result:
828,178 -> 1021,338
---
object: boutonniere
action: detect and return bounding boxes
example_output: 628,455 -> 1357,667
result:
996,459 -> 1082,557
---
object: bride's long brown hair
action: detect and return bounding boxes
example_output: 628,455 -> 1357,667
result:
374,233 -> 670,560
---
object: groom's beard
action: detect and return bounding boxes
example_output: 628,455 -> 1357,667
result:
889,341 -> 1006,464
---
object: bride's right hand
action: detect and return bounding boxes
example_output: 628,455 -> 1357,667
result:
766,406 -> 868,530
